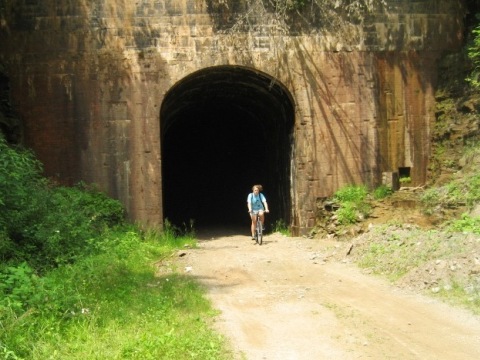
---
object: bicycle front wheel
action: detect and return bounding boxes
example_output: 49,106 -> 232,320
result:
256,221 -> 263,245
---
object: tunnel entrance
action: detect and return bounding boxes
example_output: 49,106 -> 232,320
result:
160,65 -> 294,232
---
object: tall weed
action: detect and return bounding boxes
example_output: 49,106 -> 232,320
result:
333,185 -> 371,225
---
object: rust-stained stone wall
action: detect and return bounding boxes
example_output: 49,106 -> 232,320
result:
0,0 -> 466,234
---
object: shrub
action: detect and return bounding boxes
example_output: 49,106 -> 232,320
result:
333,184 -> 368,203
0,135 -> 46,242
449,213 -> 480,234
333,185 -> 371,225
273,218 -> 290,236
335,202 -> 359,224
0,262 -> 44,314
28,184 -> 126,268
0,134 -> 125,269
373,185 -> 393,200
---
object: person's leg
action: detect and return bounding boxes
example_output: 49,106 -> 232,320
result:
250,213 -> 256,238
259,211 -> 265,229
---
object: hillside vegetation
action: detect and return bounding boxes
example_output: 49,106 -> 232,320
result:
0,135 -> 232,359
311,34 -> 480,314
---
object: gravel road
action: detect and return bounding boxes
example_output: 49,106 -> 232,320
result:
177,229 -> 480,360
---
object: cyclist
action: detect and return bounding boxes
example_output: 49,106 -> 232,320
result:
247,184 -> 270,240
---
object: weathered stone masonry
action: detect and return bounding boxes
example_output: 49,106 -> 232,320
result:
0,1 -> 465,234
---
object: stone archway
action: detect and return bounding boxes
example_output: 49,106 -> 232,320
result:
160,65 -> 294,231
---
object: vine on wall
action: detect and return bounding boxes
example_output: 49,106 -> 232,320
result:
207,0 -> 387,35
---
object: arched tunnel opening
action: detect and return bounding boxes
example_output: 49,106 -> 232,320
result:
160,65 -> 294,233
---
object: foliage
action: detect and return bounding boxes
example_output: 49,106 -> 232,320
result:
0,135 -> 45,231
0,134 -> 231,358
334,202 -> 358,225
273,218 -> 290,236
421,172 -> 480,215
333,185 -> 371,225
372,184 -> 393,200
467,14 -> 480,89
0,262 -> 43,314
448,214 -> 480,235
0,134 -> 125,270
221,0 -> 386,35
356,226 -> 434,281
333,184 -> 368,203
0,227 -> 231,359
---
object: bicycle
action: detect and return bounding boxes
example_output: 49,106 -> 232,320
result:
251,211 -> 264,245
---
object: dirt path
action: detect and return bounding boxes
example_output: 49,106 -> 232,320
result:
177,230 -> 480,359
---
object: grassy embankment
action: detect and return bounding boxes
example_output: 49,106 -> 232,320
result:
327,144 -> 480,314
0,135 -> 232,359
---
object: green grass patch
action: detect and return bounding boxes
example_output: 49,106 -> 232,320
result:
372,185 -> 393,200
448,213 -> 480,234
421,145 -> 480,216
432,281 -> 480,316
272,219 -> 290,236
333,185 -> 371,225
356,227 -> 444,281
0,228 -> 231,360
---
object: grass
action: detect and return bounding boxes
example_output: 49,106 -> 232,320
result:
0,227 -> 232,360
372,185 -> 393,200
448,213 -> 480,234
0,136 -> 231,359
352,223 -> 480,314
356,226 -> 443,281
332,185 -> 371,225
272,219 -> 290,236
432,281 -> 480,315
347,142 -> 480,315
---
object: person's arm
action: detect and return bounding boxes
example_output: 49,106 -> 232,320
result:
262,194 -> 269,212
247,194 -> 252,213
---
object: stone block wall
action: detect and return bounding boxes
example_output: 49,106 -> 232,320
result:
0,0 -> 466,233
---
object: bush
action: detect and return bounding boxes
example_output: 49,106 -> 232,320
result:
373,185 -> 393,200
0,134 -> 125,269
28,184 -> 126,268
273,219 -> 290,236
0,262 -> 44,314
333,185 -> 371,225
0,135 -> 46,241
333,184 -> 368,203
335,202 -> 359,225
449,213 -> 480,234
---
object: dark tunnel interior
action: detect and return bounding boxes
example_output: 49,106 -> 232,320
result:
160,65 -> 294,233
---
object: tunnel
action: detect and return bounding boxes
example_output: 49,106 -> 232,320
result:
160,65 -> 294,233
